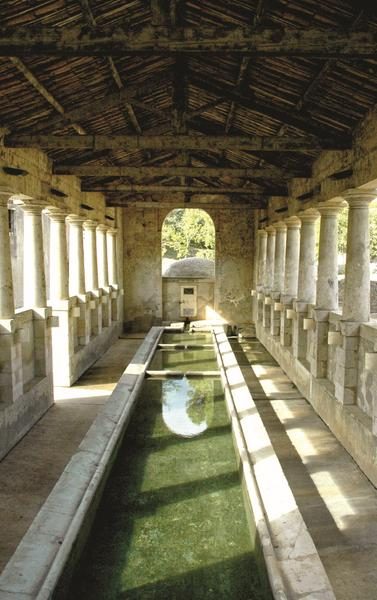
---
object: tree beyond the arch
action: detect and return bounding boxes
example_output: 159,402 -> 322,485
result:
162,208 -> 215,260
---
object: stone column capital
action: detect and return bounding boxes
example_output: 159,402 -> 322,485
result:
265,225 -> 276,236
285,216 -> 301,229
343,188 -> 377,208
19,201 -> 47,215
107,227 -> 118,236
67,213 -> 86,224
96,224 -> 109,233
45,207 -> 68,222
274,220 -> 287,232
317,199 -> 346,217
257,228 -> 268,237
298,208 -> 320,223
83,219 -> 98,230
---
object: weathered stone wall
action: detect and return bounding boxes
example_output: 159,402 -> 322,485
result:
162,278 -> 214,321
123,206 -> 255,330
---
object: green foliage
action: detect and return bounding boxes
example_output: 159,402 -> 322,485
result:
337,205 -> 377,261
161,208 -> 215,259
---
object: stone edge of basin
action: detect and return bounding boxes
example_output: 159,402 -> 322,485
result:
0,326 -> 164,600
212,326 -> 336,600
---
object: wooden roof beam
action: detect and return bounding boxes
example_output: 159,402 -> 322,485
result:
5,134 -> 351,151
1,27 -> 377,56
52,165 -> 293,178
107,199 -> 266,209
81,183 -> 271,196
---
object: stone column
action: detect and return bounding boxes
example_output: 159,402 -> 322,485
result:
83,220 -> 101,336
83,220 -> 99,292
0,189 -> 21,405
67,215 -> 85,297
263,226 -> 276,329
334,190 -> 376,405
21,203 -> 47,308
67,215 -> 91,347
97,224 -> 111,327
280,216 -> 301,347
0,190 -> 15,318
342,190 -> 375,322
107,227 -> 118,287
96,224 -> 109,289
270,221 -> 287,336
256,229 -> 267,323
47,209 -> 68,302
310,201 -> 344,378
293,209 -> 319,361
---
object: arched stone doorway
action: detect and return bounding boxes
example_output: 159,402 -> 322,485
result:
161,208 -> 215,322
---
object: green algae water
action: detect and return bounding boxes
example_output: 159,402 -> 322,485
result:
161,332 -> 213,344
149,348 -> 218,371
64,375 -> 270,599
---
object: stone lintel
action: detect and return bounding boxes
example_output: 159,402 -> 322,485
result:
312,308 -> 330,322
293,300 -> 309,312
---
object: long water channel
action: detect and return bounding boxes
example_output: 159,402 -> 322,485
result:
60,331 -> 272,599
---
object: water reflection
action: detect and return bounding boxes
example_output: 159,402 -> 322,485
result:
162,377 -> 215,438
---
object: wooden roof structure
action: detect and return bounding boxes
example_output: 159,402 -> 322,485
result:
0,0 -> 377,208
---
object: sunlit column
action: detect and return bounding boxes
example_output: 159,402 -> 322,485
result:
265,226 -> 276,294
297,209 -> 319,304
342,190 -> 376,322
46,209 -> 69,302
107,227 -> 118,287
316,201 -> 344,310
83,220 -> 99,292
21,202 -> 47,308
272,221 -> 287,295
67,215 -> 86,297
283,216 -> 301,299
257,229 -> 267,291
96,224 -> 109,289
0,189 -> 15,318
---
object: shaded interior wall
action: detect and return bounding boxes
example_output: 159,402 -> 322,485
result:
123,206 -> 255,330
162,278 -> 214,321
123,207 -> 163,331
209,208 -> 254,325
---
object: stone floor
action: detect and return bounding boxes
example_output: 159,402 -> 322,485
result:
0,334 -> 144,573
1,333 -> 377,599
237,338 -> 377,600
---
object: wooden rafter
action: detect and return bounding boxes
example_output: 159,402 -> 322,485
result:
77,0 -> 142,134
81,183 -> 272,196
1,27 -> 377,56
9,57 -> 85,135
5,134 -> 350,151
52,165 -> 292,178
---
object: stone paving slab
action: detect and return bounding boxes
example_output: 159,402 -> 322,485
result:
0,335 -> 144,573
238,337 -> 377,600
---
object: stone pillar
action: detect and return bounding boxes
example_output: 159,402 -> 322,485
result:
342,190 -> 375,322
310,201 -> 344,378
97,224 -> 109,289
0,189 -> 21,404
0,190 -> 15,318
334,190 -> 376,405
97,224 -> 111,327
293,209 -> 319,361
83,220 -> 99,293
83,220 -> 101,336
47,210 -> 68,302
256,229 -> 267,322
67,215 -> 85,297
67,215 -> 91,346
107,227 -> 118,287
280,217 -> 301,347
270,222 -> 287,336
263,226 -> 276,329
21,203 -> 47,308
